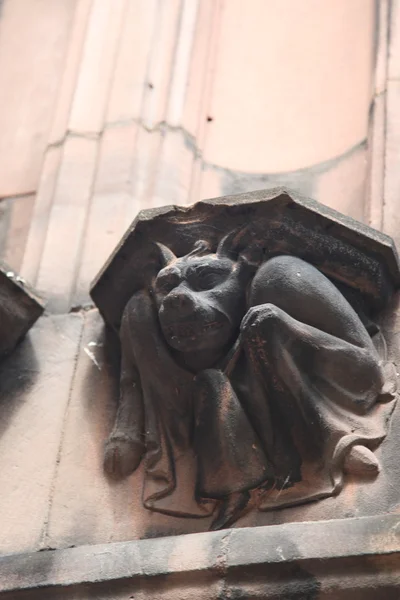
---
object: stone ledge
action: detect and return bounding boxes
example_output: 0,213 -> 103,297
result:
1,514 -> 400,598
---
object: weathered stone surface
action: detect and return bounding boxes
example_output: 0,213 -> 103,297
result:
20,146 -> 63,285
45,309 -> 141,549
203,0 -> 374,173
140,0 -> 182,130
383,80 -> 400,250
45,309 -> 222,549
3,306 -> 394,547
389,0 -> 400,80
0,0 -> 76,197
0,314 -> 83,555
0,264 -> 44,358
105,0 -> 158,125
68,0 -> 126,135
0,194 -> 36,275
1,514 -> 400,599
315,142 -> 368,222
35,136 -> 98,313
73,124 -> 140,308
47,0 -> 92,146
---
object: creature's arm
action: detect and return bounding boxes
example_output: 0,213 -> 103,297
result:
104,304 -> 145,479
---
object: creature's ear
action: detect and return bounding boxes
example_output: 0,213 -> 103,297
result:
238,243 -> 264,273
186,240 -> 212,258
217,227 -> 264,269
217,228 -> 248,259
154,242 -> 177,267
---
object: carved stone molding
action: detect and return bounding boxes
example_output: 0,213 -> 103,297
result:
91,188 -> 400,531
1,514 -> 400,599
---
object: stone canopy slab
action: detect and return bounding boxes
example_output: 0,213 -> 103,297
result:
0,263 -> 44,358
90,187 -> 400,332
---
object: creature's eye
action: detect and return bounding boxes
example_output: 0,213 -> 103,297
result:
192,269 -> 227,291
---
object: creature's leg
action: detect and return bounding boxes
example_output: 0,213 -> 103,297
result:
104,310 -> 145,479
247,255 -> 384,411
241,301 -> 384,479
241,299 -> 390,494
249,255 -> 378,351
241,257 -> 386,493
241,303 -> 383,415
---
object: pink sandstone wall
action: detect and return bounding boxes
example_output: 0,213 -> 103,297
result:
0,0 -> 398,555
0,0 -> 379,310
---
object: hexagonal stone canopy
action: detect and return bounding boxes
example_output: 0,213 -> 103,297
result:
90,187 -> 400,332
0,263 -> 44,358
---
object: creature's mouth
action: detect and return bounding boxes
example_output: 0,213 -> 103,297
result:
165,320 -> 224,340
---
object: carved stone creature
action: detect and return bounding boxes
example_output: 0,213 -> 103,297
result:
103,232 -> 395,530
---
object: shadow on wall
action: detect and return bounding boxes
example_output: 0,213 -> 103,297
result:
81,321 -> 121,430
0,336 -> 38,440
200,140 -> 368,223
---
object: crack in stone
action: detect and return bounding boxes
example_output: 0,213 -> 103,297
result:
215,529 -> 233,598
39,315 -> 85,550
46,120 -> 367,187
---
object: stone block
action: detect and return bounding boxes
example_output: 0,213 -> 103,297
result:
68,0 -> 126,135
0,0 -> 75,196
35,136 -> 98,312
367,93 -> 386,230
73,124 -> 139,307
0,314 -> 83,554
20,146 -> 63,285
383,81 -> 400,249
182,0 -> 220,139
0,194 -> 35,274
374,0 -> 390,95
47,0 -> 93,145
1,514 -> 400,598
164,0 -> 199,128
389,0 -> 400,80
0,265 -> 44,359
106,0 -> 158,125
140,0 -> 182,130
203,0 -> 374,173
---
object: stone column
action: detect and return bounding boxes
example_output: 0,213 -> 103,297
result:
0,0 -> 377,314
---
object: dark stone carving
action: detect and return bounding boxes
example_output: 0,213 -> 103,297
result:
91,188 -> 399,530
0,264 -> 44,359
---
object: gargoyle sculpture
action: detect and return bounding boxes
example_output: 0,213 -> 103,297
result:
102,228 -> 396,529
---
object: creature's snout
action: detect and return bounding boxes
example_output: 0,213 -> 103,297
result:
163,289 -> 196,317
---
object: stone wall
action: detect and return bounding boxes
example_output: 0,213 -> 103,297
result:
0,0 -> 399,563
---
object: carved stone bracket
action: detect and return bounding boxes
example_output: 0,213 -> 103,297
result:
91,188 -> 400,531
0,263 -> 44,359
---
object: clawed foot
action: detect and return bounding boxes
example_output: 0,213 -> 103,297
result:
210,491 -> 250,531
104,433 -> 144,479
241,304 -> 282,336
